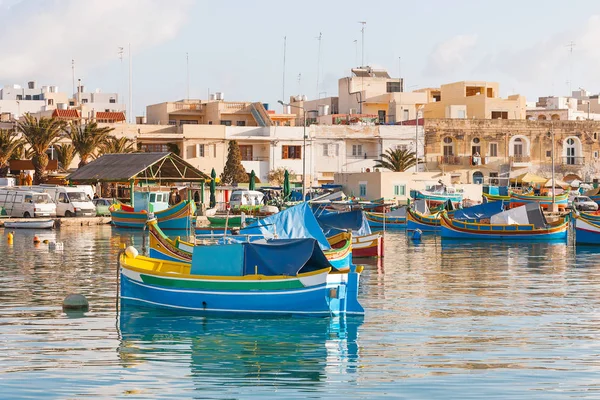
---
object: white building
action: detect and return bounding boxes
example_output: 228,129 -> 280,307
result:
72,81 -> 126,120
527,93 -> 600,121
0,81 -> 69,119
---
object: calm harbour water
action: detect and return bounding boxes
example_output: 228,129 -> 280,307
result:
1,226 -> 600,399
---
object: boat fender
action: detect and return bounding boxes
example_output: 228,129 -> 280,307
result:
125,246 -> 139,259
412,229 -> 422,241
7,232 -> 13,243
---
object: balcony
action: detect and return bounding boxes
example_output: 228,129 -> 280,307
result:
438,155 -> 463,165
172,103 -> 204,112
509,155 -> 531,167
561,156 -> 585,166
347,153 -> 378,159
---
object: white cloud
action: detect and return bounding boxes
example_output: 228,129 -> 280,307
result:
424,34 -> 478,77
0,0 -> 192,85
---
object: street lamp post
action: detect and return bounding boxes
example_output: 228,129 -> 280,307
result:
550,123 -> 556,212
279,100 -> 307,200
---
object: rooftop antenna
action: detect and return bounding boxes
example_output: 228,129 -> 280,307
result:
353,39 -> 358,67
297,73 -> 302,94
186,52 -> 190,101
128,43 -> 133,124
316,32 -> 322,99
282,36 -> 287,111
566,41 -> 575,95
71,59 -> 75,101
358,21 -> 366,67
118,47 -> 124,104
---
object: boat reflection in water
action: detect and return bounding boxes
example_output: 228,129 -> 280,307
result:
118,310 -> 363,389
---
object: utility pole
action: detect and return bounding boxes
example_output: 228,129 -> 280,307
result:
316,32 -> 322,99
358,21 -> 366,67
415,108 -> 420,172
118,47 -> 124,105
353,39 -> 358,67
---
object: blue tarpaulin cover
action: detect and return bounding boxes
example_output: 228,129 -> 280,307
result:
243,238 -> 330,276
452,201 -> 505,221
190,238 -> 331,277
240,203 -> 331,250
316,209 -> 372,237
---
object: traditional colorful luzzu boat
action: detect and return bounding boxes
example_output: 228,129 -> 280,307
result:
346,232 -> 383,258
482,192 -> 511,202
406,208 -> 442,231
509,191 -> 569,210
573,212 -> 600,244
439,211 -> 569,240
111,200 -> 196,230
147,218 -> 353,272
119,238 -> 364,316
410,187 -> 463,207
364,210 -> 406,229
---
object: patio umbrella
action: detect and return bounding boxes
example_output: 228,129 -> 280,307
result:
249,170 -> 256,191
283,170 -> 291,200
209,168 -> 216,208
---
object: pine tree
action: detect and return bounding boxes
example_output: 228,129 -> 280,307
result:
220,140 -> 248,184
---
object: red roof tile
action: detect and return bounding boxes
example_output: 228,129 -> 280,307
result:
52,109 -> 80,119
96,111 -> 126,122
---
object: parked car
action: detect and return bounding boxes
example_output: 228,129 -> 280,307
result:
0,188 -> 56,218
571,196 -> 599,211
93,198 -> 113,216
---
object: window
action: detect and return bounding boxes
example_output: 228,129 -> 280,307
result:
16,95 -> 22,100
378,110 -> 386,124
24,195 -> 32,203
198,144 -> 205,157
594,133 -> 598,140
82,98 -> 88,103
168,120 -> 177,125
221,120 -> 232,126
386,81 -> 401,93
236,121 -> 246,126
58,193 -> 69,203
457,110 -> 466,119
69,101 -> 75,106
149,193 -> 156,202
546,150 -> 552,157
489,143 -> 498,157
180,120 -> 198,125
359,183 -> 367,197
472,137 -> 480,144
239,145 -> 253,161
403,109 -> 409,121
393,184 -> 406,196
595,151 -> 599,159
352,144 -> 363,157
109,98 -> 116,103
213,144 -> 217,158
323,144 -> 330,156
47,99 -> 54,106
33,95 -> 40,100
491,111 -> 508,119
443,137 -> 453,156
566,138 -> 576,165
513,138 -> 523,156
141,144 -> 169,152
282,145 -> 301,159
489,172 -> 499,185
397,144 -> 408,151
25,95 -> 31,100
186,145 -> 196,158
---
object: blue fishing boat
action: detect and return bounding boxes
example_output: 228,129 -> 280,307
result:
573,212 -> 600,244
410,185 -> 463,207
119,237 -> 364,316
111,190 -> 196,230
509,191 -> 569,211
407,201 -> 505,232
440,204 -> 569,240
365,207 -> 406,229
406,208 -> 442,231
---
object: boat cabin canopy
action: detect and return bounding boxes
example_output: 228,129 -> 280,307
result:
190,238 -> 331,276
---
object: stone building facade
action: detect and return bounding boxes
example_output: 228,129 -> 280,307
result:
423,119 -> 600,184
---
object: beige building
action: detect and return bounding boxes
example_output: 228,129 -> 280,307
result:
146,97 -> 296,127
334,171 -> 482,203
423,118 -> 600,185
417,81 -> 526,120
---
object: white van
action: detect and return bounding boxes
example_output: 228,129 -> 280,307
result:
0,188 -> 56,218
229,190 -> 265,208
31,185 -> 96,217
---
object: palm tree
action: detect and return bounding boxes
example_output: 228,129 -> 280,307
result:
69,122 -> 114,167
54,143 -> 77,171
374,148 -> 417,172
0,129 -> 24,177
17,114 -> 66,184
98,136 -> 135,155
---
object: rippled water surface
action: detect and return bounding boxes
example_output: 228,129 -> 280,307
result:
2,226 -> 600,398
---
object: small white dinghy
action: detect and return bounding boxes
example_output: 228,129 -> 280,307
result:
4,219 -> 55,229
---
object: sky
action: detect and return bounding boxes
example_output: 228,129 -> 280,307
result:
0,0 -> 599,117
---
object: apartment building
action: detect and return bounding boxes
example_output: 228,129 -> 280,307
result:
417,81 -> 526,120
423,118 -> 600,185
99,123 -> 424,186
146,95 -> 296,127
526,94 -> 600,121
0,81 -> 68,119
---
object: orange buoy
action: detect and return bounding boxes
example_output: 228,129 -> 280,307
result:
7,232 -> 13,244
33,235 -> 40,244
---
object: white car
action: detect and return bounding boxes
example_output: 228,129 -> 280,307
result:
571,196 -> 599,211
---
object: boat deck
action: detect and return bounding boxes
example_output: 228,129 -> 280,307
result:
0,217 -> 111,228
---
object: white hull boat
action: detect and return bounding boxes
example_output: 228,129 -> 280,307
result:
4,219 -> 55,229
